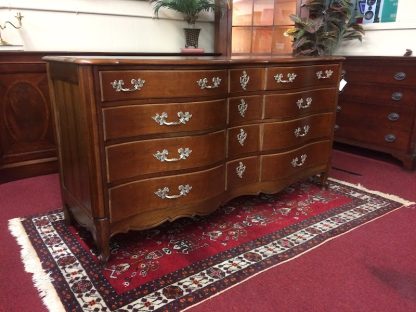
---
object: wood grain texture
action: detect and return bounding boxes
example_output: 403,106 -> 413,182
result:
336,56 -> 416,170
0,51 -> 222,184
46,56 -> 342,262
103,99 -> 227,141
264,88 -> 338,119
0,56 -> 56,183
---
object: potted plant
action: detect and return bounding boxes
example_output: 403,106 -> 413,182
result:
286,0 -> 364,56
149,0 -> 225,49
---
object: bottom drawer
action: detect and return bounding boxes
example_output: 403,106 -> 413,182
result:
227,157 -> 259,190
109,165 -> 225,222
335,125 -> 410,152
261,141 -> 331,182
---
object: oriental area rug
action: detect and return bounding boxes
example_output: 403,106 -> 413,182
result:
9,178 -> 414,312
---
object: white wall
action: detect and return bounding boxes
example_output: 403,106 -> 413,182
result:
337,0 -> 416,56
1,0 -> 415,55
0,0 -> 215,52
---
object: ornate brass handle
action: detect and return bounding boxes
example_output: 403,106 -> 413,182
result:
294,125 -> 310,137
197,77 -> 222,89
240,70 -> 250,90
238,99 -> 248,117
384,134 -> 396,143
154,184 -> 192,199
152,111 -> 192,126
291,154 -> 307,167
236,161 -> 246,179
237,128 -> 247,146
393,72 -> 406,81
316,70 -> 334,79
296,97 -> 312,109
274,73 -> 297,83
153,148 -> 192,162
388,113 -> 400,121
111,78 -> 145,92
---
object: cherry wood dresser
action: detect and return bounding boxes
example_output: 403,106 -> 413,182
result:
0,52 -> 215,184
44,55 -> 343,261
336,56 -> 416,169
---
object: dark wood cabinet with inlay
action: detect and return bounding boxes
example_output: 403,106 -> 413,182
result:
0,53 -> 57,183
335,56 -> 416,170
44,55 -> 343,262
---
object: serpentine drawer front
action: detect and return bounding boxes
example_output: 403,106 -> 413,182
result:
228,95 -> 263,125
103,99 -> 227,140
266,64 -> 340,90
106,130 -> 226,182
264,88 -> 337,119
100,69 -> 228,101
109,165 -> 226,224
262,113 -> 334,151
44,55 -> 343,262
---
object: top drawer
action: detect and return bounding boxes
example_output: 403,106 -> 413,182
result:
100,69 -> 228,102
229,68 -> 265,92
344,62 -> 416,86
266,64 -> 340,90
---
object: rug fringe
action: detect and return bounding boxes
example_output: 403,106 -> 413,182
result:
8,218 -> 66,312
328,177 -> 416,207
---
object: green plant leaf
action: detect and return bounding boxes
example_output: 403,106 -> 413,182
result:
288,0 -> 364,56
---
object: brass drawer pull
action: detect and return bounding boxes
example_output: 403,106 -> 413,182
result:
297,97 -> 312,109
316,70 -> 333,80
388,113 -> 400,121
236,161 -> 246,179
391,92 -> 403,101
155,184 -> 192,199
291,154 -> 307,167
153,148 -> 192,162
238,99 -> 248,117
384,134 -> 396,143
152,111 -> 192,126
111,78 -> 145,92
393,72 -> 406,81
274,73 -> 297,83
240,71 -> 250,90
197,77 -> 222,89
294,125 -> 310,137
237,128 -> 247,146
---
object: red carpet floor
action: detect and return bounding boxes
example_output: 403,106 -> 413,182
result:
1,148 -> 415,312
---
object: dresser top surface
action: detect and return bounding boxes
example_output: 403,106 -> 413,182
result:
42,55 -> 344,66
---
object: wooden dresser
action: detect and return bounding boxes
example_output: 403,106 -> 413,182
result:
335,56 -> 416,169
0,52 -> 216,184
44,55 -> 343,261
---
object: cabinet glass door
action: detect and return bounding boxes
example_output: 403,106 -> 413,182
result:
231,0 -> 298,55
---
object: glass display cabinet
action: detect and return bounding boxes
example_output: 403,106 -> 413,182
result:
216,0 -> 304,56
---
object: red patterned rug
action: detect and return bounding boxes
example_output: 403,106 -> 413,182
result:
9,178 -> 414,312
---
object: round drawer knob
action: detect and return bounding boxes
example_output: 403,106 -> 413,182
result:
393,72 -> 406,81
391,92 -> 403,101
336,105 -> 342,112
388,112 -> 400,121
334,124 -> 340,130
384,134 -> 396,143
